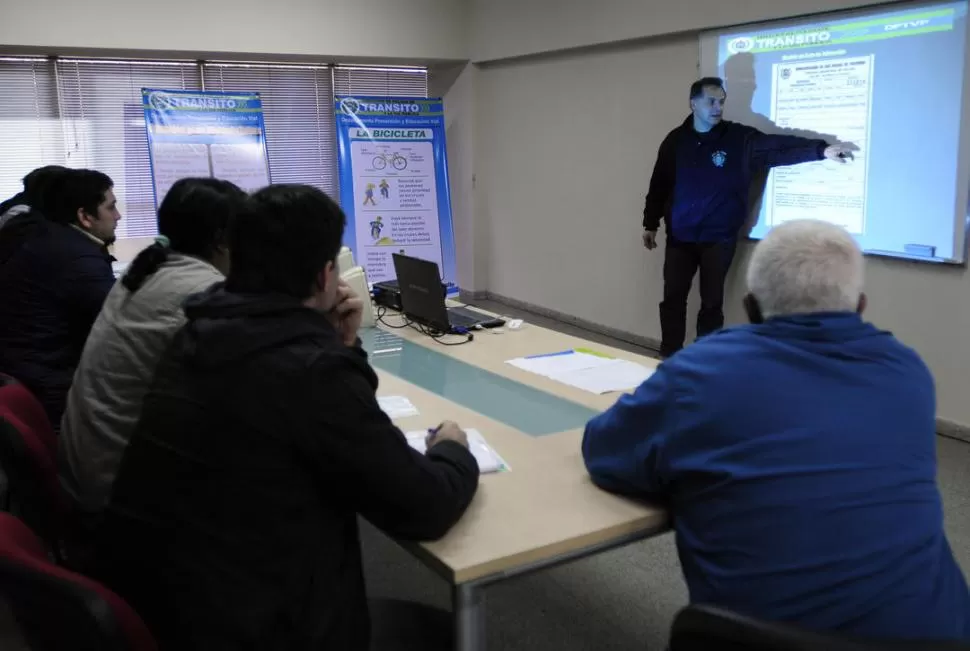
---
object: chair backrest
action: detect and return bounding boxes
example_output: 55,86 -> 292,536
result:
0,374 -> 65,544
0,513 -> 156,651
670,605 -> 970,651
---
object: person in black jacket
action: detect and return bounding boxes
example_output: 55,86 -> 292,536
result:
0,164 -> 67,230
92,184 -> 480,651
642,77 -> 853,358
0,168 -> 119,429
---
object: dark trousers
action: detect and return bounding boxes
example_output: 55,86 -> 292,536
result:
659,237 -> 737,357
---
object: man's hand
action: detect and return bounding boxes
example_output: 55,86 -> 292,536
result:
426,421 -> 469,449
823,145 -> 854,163
642,229 -> 658,250
327,278 -> 364,346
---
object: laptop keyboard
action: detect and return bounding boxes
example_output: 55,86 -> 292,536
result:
448,308 -> 482,328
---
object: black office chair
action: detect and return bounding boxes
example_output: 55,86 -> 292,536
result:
669,604 -> 970,651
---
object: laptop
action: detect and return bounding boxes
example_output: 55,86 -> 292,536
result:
392,253 -> 505,333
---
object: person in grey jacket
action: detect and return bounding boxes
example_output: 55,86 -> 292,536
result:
59,177 -> 247,513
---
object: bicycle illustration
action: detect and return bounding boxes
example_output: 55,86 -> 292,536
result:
372,151 -> 408,171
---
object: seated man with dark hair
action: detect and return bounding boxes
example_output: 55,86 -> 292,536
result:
0,168 -> 120,428
92,184 -> 480,651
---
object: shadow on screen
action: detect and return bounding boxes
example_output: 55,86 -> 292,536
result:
723,53 -> 859,237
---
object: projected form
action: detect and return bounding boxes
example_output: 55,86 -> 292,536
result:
699,0 -> 970,263
767,56 -> 873,234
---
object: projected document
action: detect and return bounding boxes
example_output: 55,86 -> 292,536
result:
767,56 -> 873,234
701,0 -> 970,263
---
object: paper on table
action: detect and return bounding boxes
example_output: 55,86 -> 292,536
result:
507,350 -> 606,376
377,396 -> 420,419
506,349 -> 653,395
405,429 -> 509,474
553,359 -> 653,395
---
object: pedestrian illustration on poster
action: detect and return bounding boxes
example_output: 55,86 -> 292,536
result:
380,179 -> 390,200
363,183 -> 377,206
370,215 -> 384,240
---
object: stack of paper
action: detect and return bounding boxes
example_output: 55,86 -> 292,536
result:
405,429 -> 509,474
377,396 -> 420,419
506,348 -> 653,395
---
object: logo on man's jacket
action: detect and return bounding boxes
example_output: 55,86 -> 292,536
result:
712,150 -> 727,167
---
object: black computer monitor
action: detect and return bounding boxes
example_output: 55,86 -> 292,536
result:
391,253 -> 449,332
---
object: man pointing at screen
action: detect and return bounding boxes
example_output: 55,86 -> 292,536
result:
643,76 -> 852,358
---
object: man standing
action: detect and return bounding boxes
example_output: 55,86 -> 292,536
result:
642,76 -> 851,357
0,168 -> 120,428
585,219 -> 970,639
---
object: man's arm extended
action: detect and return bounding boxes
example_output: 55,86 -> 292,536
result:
582,364 -> 675,498
747,129 -> 829,169
643,130 -> 678,231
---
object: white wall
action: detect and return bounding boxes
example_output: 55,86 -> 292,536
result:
474,33 -> 970,430
472,0 -> 883,61
0,0 -> 468,62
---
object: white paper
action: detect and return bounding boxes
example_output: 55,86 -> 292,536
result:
507,351 -> 606,376
506,350 -> 653,395
405,429 -> 508,474
553,359 -> 654,395
377,395 -> 419,419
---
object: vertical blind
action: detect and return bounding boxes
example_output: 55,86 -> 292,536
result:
0,58 -> 429,239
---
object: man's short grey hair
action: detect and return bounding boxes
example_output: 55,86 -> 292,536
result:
746,219 -> 864,319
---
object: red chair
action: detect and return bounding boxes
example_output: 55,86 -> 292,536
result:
0,512 -> 157,651
0,373 -> 68,555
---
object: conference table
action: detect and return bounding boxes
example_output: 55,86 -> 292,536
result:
360,306 -> 671,651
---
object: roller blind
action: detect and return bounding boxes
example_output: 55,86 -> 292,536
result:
0,58 -> 62,202
202,63 -> 337,194
56,59 -> 203,239
332,66 -> 429,97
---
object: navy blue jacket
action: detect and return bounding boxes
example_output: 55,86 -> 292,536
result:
0,212 -> 115,429
583,313 -> 970,639
643,115 -> 828,242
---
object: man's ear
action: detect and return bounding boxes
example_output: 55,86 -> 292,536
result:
743,293 -> 764,324
857,293 -> 867,315
76,207 -> 94,229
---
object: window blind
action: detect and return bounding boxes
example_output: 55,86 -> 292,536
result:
55,59 -> 202,238
0,58 -> 62,202
332,66 -> 429,97
0,58 -> 428,239
203,63 -> 337,195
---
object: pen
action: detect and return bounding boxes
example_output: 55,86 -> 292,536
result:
427,425 -> 441,445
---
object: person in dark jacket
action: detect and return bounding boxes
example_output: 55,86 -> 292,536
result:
92,184 -> 480,651
0,168 -> 120,429
0,164 -> 67,230
642,76 -> 853,358
585,220 -> 970,640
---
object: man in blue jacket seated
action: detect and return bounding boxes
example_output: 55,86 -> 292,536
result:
642,76 -> 853,358
583,219 -> 970,640
0,168 -> 120,429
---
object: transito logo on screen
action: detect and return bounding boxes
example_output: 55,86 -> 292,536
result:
728,30 -> 832,53
727,36 -> 755,53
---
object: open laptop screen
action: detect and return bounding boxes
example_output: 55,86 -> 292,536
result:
391,253 -> 449,331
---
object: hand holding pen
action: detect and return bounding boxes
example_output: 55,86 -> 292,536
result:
426,420 -> 469,449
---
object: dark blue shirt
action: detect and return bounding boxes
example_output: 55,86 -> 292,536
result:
643,116 -> 827,242
0,213 -> 115,428
583,313 -> 970,639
